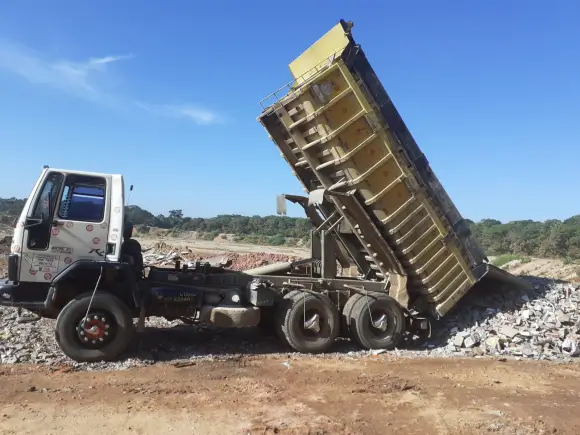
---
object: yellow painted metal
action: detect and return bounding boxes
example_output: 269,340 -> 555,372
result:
273,55 -> 478,316
288,22 -> 351,86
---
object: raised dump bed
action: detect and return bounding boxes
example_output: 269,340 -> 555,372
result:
258,19 -> 526,318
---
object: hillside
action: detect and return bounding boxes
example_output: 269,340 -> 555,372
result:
2,197 -> 580,259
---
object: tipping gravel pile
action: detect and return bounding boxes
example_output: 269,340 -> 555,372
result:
0,275 -> 579,370
425,276 -> 580,360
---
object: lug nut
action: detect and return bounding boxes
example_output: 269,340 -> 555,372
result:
101,318 -> 106,322
92,340 -> 96,344
93,315 -> 98,320
104,332 -> 109,336
99,338 -> 104,342
105,324 -> 110,329
84,337 -> 88,342
80,331 -> 85,336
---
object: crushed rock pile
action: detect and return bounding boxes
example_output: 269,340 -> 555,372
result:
425,276 -> 580,360
142,241 -> 299,271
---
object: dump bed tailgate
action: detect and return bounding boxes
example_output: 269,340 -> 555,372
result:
258,20 -> 509,316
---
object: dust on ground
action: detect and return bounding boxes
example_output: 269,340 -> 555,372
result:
0,356 -> 579,435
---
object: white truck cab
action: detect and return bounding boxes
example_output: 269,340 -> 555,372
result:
9,166 -> 126,284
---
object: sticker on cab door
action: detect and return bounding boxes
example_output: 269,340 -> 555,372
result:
51,246 -> 73,254
30,254 -> 60,274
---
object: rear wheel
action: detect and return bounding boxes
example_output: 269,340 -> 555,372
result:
348,293 -> 405,350
273,290 -> 302,345
55,291 -> 134,362
340,293 -> 364,338
276,291 -> 339,353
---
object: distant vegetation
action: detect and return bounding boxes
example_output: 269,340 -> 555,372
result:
2,197 -> 580,259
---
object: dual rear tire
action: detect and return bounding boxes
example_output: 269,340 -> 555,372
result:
273,290 -> 406,353
341,292 -> 406,350
275,290 -> 339,353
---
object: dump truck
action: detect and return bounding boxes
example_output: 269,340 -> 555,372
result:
0,20 -> 526,363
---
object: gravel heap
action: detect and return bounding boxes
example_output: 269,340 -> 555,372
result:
426,276 -> 580,361
0,274 -> 578,371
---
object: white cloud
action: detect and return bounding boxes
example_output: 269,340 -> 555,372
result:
0,39 -> 129,103
0,39 -> 221,125
135,102 -> 223,126
175,106 -> 221,125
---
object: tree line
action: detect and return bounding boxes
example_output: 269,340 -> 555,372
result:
2,197 -> 580,258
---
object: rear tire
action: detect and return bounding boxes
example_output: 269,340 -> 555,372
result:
348,293 -> 405,350
340,293 -> 364,338
273,290 -> 302,345
55,291 -> 134,362
276,291 -> 339,353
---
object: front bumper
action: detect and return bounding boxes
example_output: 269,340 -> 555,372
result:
0,280 -> 47,309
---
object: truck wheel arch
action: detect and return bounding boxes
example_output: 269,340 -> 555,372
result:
46,260 -> 140,312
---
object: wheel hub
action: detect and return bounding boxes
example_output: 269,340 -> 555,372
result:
304,313 -> 321,333
77,313 -> 113,347
371,313 -> 388,332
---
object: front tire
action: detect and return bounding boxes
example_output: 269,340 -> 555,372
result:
55,291 -> 134,362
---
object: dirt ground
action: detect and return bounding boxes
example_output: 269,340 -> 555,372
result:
0,356 -> 579,435
499,256 -> 580,282
135,235 -> 310,257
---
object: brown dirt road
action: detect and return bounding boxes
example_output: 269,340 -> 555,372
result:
1,356 -> 579,435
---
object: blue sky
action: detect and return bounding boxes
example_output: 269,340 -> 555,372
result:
0,1 -> 578,223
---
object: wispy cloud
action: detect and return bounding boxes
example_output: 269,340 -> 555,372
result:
0,39 -> 128,103
136,102 -> 224,125
0,39 -> 221,125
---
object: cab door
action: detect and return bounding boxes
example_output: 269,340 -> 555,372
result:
20,172 -> 110,283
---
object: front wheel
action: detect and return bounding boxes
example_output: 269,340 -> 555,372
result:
55,291 -> 135,362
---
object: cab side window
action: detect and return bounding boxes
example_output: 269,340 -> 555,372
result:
58,175 -> 106,223
27,172 -> 64,251
31,172 -> 63,220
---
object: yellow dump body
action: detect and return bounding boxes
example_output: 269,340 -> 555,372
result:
258,20 -> 521,317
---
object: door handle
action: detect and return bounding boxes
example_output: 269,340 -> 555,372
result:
52,220 -> 63,227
